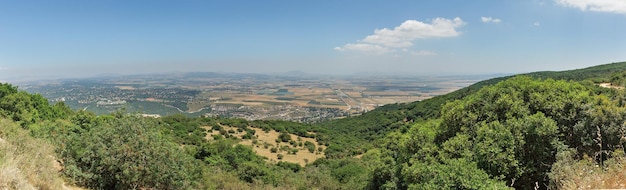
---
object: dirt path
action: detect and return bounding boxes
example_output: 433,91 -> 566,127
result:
599,83 -> 624,89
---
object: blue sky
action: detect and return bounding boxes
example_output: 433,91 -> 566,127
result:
1,0 -> 626,80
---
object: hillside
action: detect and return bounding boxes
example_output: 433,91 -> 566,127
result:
0,119 -> 66,189
373,76 -> 613,188
2,61 -> 626,189
204,124 -> 326,166
317,61 -> 626,158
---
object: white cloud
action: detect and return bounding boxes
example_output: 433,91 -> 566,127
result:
334,43 -> 390,54
362,17 -> 465,48
411,50 -> 438,56
533,21 -> 541,26
335,17 -> 465,54
481,17 -> 502,23
556,0 -> 626,14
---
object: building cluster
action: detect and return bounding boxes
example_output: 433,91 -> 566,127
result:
205,104 -> 347,123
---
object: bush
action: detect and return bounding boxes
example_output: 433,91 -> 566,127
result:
242,132 -> 254,139
278,132 -> 291,142
277,161 -> 302,172
280,145 -> 291,152
61,115 -> 202,189
237,162 -> 278,185
212,134 -> 223,140
305,141 -> 316,153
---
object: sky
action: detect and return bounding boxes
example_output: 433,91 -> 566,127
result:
1,0 -> 626,80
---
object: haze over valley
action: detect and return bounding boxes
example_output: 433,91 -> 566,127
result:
21,72 -> 491,122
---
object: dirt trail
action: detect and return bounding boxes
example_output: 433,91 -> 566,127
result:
599,83 -> 624,89
49,155 -> 85,190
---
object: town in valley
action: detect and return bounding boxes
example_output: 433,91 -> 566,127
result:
21,72 -> 490,123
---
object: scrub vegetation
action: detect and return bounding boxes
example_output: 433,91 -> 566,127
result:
2,62 -> 626,189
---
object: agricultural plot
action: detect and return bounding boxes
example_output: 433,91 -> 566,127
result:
23,73 -> 487,122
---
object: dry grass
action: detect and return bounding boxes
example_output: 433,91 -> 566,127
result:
558,165 -> 626,189
114,86 -> 136,90
551,153 -> 626,190
191,87 -> 351,110
190,85 -> 440,113
205,125 -> 326,166
0,119 -> 64,190
289,88 -> 334,95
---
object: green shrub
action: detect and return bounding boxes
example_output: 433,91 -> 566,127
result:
304,141 -> 316,153
61,115 -> 202,189
278,132 -> 291,142
277,161 -> 302,172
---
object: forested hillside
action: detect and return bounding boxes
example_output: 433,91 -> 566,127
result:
317,62 -> 626,158
366,76 -> 626,189
2,62 -> 626,189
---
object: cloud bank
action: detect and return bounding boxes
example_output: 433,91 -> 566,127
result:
335,17 -> 465,54
556,0 -> 626,14
481,17 -> 502,23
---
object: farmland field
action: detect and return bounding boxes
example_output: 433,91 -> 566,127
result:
21,73 -> 492,122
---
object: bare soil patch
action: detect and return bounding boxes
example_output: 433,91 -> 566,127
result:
599,83 -> 624,89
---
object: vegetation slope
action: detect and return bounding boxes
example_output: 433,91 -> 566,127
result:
1,61 -> 626,189
317,62 -> 626,158
0,119 -> 65,190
